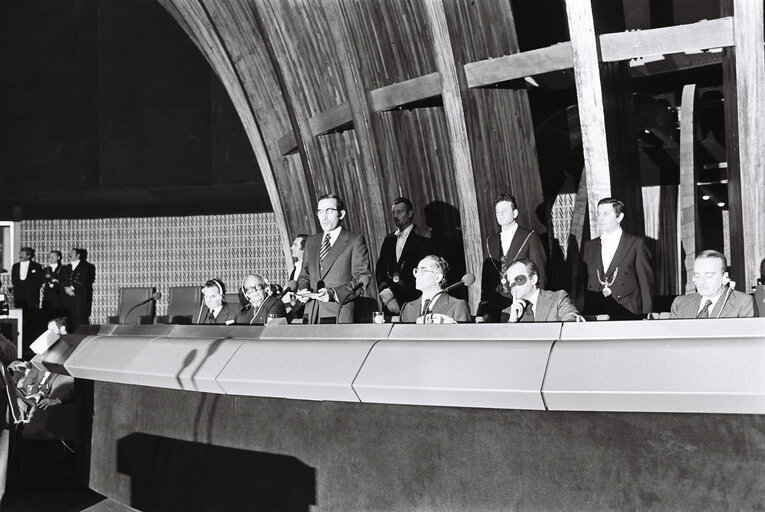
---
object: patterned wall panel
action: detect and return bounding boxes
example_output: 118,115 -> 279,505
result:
6,213 -> 286,324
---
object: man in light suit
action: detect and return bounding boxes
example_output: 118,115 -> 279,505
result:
400,255 -> 470,323
670,250 -> 754,319
297,193 -> 372,324
376,197 -> 431,315
501,258 -> 581,323
581,198 -> 654,319
11,247 -> 44,309
479,194 -> 547,322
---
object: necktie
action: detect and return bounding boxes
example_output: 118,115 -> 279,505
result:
421,298 -> 431,316
696,299 -> 712,319
520,301 -> 535,322
320,233 -> 331,261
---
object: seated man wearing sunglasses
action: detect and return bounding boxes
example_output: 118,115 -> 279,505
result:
501,258 -> 582,323
399,255 -> 470,323
235,274 -> 287,325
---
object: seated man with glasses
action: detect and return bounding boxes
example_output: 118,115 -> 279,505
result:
501,258 -> 581,323
235,274 -> 287,325
297,193 -> 372,324
399,255 -> 470,323
670,250 -> 754,319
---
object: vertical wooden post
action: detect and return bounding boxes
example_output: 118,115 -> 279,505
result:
423,0 -> 483,311
679,84 -> 697,293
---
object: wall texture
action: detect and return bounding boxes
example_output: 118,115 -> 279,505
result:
1,213 -> 286,324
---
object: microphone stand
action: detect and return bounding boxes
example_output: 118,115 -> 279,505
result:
715,282 -> 735,319
124,298 -> 153,325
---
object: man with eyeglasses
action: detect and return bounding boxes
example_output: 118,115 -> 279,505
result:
399,255 -> 470,323
236,274 -> 286,325
297,193 -> 372,323
479,194 -> 547,322
375,197 -> 431,315
501,259 -> 581,323
670,250 -> 754,319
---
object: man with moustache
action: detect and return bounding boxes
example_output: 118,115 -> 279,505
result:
297,193 -> 372,324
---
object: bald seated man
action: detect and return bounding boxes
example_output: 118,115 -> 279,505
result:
399,255 -> 470,323
235,274 -> 287,325
670,250 -> 754,319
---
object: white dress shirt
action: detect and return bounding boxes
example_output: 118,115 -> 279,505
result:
500,223 -> 519,257
600,228 -> 623,273
395,224 -> 414,261
19,260 -> 30,280
323,225 -> 343,247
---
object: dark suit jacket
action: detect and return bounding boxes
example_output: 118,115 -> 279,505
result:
375,227 -> 430,310
670,289 -> 755,319
479,226 -> 547,322
399,293 -> 471,323
582,232 -> 653,318
42,264 -> 68,310
11,260 -> 44,309
235,296 -> 287,325
501,289 -> 579,323
198,302 -> 235,324
63,260 -> 96,330
298,228 -> 372,323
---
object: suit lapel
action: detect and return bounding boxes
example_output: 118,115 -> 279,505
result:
534,290 -> 552,322
606,234 -> 634,275
710,288 -> 733,318
321,229 -> 349,279
590,238 -> 605,274
487,234 -> 502,261
506,226 -> 529,260
398,230 -> 418,264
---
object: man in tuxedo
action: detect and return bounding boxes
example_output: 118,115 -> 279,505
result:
42,250 -> 67,310
63,248 -> 96,330
581,198 -> 654,319
501,258 -> 581,323
297,193 -> 372,324
400,255 -> 470,323
236,274 -> 287,325
197,279 -> 235,324
479,194 -> 547,322
11,247 -> 43,309
670,250 -> 754,319
376,197 -> 431,315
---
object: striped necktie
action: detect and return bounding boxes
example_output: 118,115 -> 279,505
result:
320,233 -> 331,261
696,299 -> 712,319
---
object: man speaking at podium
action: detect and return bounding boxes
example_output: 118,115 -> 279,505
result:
670,250 -> 754,319
297,194 -> 371,324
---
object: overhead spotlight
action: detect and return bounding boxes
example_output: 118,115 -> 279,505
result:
702,195 -> 710,200
717,202 -> 726,207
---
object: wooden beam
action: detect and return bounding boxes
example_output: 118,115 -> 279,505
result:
723,0 -> 765,288
423,0 -> 483,311
369,72 -> 442,112
600,17 -> 734,63
276,130 -> 297,156
679,84 -> 697,293
308,102 -> 353,136
564,0 -> 611,235
464,42 -> 573,88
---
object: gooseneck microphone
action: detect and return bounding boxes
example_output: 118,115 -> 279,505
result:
426,274 -> 475,314
124,291 -> 161,324
715,281 -> 736,319
262,281 -> 299,323
336,282 -> 366,324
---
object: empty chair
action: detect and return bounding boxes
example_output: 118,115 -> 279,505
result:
224,292 -> 243,311
155,286 -> 201,325
108,287 -> 157,324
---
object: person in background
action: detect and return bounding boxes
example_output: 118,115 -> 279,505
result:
42,250 -> 67,310
581,198 -> 654,320
670,250 -> 754,319
11,247 -> 43,309
399,255 -> 470,323
376,197 -> 431,315
284,234 -> 309,322
479,194 -> 547,322
197,279 -> 234,324
236,274 -> 287,325
63,248 -> 96,330
501,258 -> 581,323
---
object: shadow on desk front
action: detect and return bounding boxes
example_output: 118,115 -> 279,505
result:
117,433 -> 316,512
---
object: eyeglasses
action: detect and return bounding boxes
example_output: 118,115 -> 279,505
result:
316,208 -> 339,216
244,285 -> 267,293
413,267 -> 436,276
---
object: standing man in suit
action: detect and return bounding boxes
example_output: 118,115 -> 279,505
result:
197,279 -> 235,324
297,193 -> 372,324
63,248 -> 96,330
479,194 -> 547,322
42,250 -> 67,310
284,234 -> 308,322
400,255 -> 470,323
376,197 -> 431,315
670,250 -> 754,319
501,258 -> 581,323
581,198 -> 654,319
11,247 -> 44,309
236,274 -> 287,325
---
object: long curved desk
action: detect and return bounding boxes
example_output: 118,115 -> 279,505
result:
44,319 -> 765,511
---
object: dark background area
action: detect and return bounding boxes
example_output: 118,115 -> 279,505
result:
0,0 -> 269,220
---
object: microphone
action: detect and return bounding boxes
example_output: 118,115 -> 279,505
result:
341,282 -> 365,305
279,280 -> 298,300
715,280 -> 736,319
426,274 -> 475,314
124,291 -> 161,324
